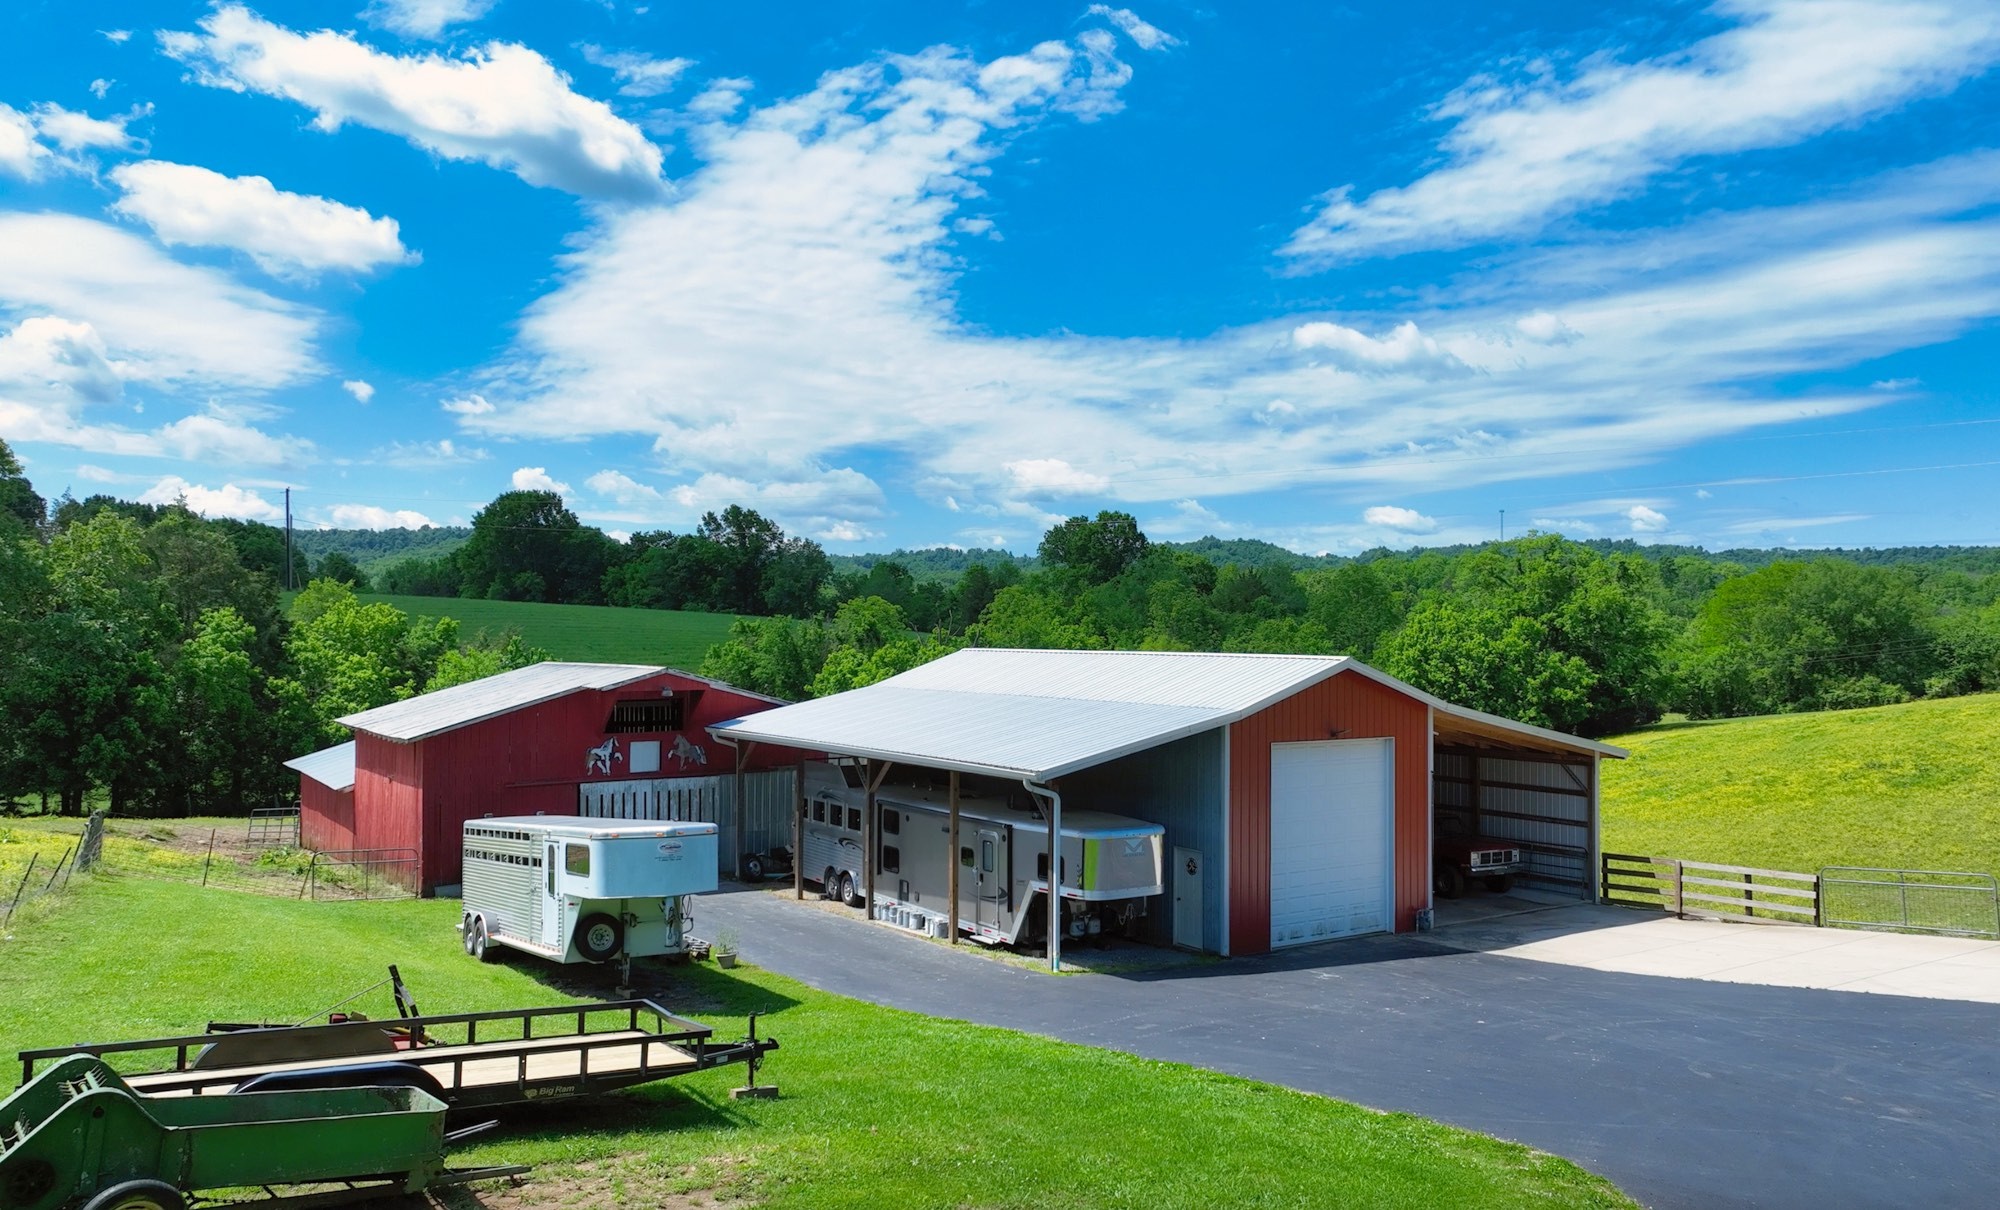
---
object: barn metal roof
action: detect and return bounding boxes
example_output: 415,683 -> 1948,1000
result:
284,740 -> 356,791
339,662 -> 666,741
709,648 -> 1623,781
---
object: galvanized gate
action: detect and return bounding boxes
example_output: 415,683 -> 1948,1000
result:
577,769 -> 799,874
1819,868 -> 2000,939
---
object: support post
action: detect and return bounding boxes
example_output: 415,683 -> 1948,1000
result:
731,741 -> 749,877
863,761 -> 893,919
793,759 -> 805,902
947,770 -> 960,944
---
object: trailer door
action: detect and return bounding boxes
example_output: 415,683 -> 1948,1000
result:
540,841 -> 564,952
973,828 -> 1004,934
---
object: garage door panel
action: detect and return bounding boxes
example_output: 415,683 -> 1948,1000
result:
1270,739 -> 1392,947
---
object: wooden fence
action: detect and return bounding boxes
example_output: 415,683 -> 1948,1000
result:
1601,853 -> 1820,924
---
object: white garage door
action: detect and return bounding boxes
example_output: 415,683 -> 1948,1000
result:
1269,738 -> 1393,948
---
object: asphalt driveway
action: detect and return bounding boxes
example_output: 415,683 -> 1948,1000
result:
696,885 -> 2000,1210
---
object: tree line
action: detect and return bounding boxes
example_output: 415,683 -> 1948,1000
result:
698,511 -> 2000,736
0,442 -> 547,816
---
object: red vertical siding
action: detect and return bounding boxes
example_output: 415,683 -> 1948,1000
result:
299,779 -> 355,852
352,671 -> 806,891
353,733 -> 423,886
1228,670 -> 1430,955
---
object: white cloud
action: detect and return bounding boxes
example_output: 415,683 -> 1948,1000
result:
342,378 -> 376,402
0,105 -> 51,179
75,464 -> 124,483
0,211 -> 320,392
1624,504 -> 1669,532
374,438 -> 485,467
325,502 -> 437,529
1515,310 -> 1578,345
450,30 -> 2000,524
1006,458 -> 1111,497
1085,5 -> 1181,52
686,77 -> 752,119
1720,512 -> 1870,534
1283,0 -> 2000,264
139,475 -> 282,521
1292,320 -> 1473,379
815,520 -> 882,542
441,393 -> 494,415
90,79 -> 113,100
581,45 -> 694,97
156,412 -> 312,466
100,29 -> 131,44
585,468 -> 664,505
1696,488 -> 1714,499
1363,505 -> 1439,533
111,160 -> 414,276
511,466 -> 570,494
162,5 -> 667,201
32,103 -> 145,153
1871,376 -> 1920,391
361,0 -> 495,39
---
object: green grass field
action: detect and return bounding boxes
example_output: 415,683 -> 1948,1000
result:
360,593 -> 743,668
1602,693 -> 2000,878
0,874 -> 1632,1209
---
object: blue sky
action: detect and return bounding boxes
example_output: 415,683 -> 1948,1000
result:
1,0 -> 1997,555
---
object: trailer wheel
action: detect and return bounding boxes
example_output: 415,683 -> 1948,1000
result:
461,915 -> 476,955
741,853 -> 765,881
575,912 -> 624,962
837,871 -> 858,908
83,1179 -> 187,1210
820,868 -> 837,900
470,916 -> 499,963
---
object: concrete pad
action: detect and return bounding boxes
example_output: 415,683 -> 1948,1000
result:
1426,902 -> 2000,1004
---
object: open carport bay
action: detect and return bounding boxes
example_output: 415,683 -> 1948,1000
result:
700,884 -> 2000,1210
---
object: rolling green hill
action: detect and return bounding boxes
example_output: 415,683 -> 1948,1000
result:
1601,694 -> 2000,878
361,594 -> 742,668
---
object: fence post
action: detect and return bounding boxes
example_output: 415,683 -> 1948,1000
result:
200,830 -> 216,887
1672,859 -> 1684,918
4,853 -> 40,928
1743,871 -> 1754,919
44,844 -> 73,892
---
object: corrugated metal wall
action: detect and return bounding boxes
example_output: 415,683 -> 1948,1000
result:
1058,729 -> 1226,952
299,781 -> 355,853
1434,748 -> 1593,896
1228,670 -> 1430,953
353,735 -> 423,885
578,768 -> 798,874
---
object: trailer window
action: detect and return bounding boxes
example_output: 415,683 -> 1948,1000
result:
980,839 -> 995,873
811,801 -> 825,824
960,846 -> 974,867
565,844 -> 590,877
881,811 -> 900,835
882,845 -> 900,873
847,807 -> 862,832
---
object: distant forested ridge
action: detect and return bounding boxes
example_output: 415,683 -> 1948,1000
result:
291,525 -> 470,573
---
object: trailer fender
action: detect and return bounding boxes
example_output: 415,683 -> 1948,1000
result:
232,1061 -> 448,1101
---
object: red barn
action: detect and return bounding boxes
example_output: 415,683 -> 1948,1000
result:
288,663 -> 806,893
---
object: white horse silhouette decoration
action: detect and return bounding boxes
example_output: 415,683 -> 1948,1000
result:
585,737 -> 621,775
670,735 -> 707,769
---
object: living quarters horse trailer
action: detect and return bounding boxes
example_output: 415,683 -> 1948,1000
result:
459,817 -> 717,980
801,763 -> 1165,946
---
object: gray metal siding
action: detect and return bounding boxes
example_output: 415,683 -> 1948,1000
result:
578,769 -> 797,873
1059,727 -> 1226,952
1433,750 -> 1592,897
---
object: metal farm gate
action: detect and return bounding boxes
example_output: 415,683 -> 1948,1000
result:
578,769 -> 799,874
1433,748 -> 1594,898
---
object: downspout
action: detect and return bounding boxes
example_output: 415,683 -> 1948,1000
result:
1025,779 -> 1063,974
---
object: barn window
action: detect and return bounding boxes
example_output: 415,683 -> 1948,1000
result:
565,844 -> 590,877
604,697 -> 684,734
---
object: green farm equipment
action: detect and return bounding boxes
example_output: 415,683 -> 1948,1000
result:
0,1055 -> 523,1210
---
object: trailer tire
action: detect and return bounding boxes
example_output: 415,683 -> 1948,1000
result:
83,1179 -> 186,1210
471,916 -> 499,963
575,912 -> 624,962
821,868 -> 837,900
461,915 -> 476,955
837,871 -> 857,908
741,853 -> 765,881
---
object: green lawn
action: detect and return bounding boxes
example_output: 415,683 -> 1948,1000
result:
1602,693 -> 2000,878
360,593 -> 743,668
0,876 -> 1632,1209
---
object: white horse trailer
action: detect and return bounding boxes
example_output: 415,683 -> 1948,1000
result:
800,763 -> 1165,947
458,817 -> 718,978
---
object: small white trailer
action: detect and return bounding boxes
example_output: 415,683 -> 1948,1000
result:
458,817 -> 718,978
800,763 -> 1165,947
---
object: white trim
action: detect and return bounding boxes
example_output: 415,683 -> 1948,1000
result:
1219,723 -> 1231,957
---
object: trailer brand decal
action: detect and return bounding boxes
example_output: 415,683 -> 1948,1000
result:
657,841 -> 684,858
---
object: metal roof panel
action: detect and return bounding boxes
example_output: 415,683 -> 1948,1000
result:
283,740 -> 357,791
338,662 -> 666,741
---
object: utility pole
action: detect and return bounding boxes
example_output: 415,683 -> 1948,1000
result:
1499,509 -> 1505,543
284,487 -> 294,590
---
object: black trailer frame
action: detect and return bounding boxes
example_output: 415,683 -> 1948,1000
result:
20,999 -> 776,1110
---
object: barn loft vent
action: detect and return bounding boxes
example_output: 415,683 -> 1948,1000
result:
605,696 -> 687,734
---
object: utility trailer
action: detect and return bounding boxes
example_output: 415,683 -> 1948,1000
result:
801,763 -> 1166,946
0,1054 -> 523,1210
460,817 -> 717,980
19,999 -> 778,1114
